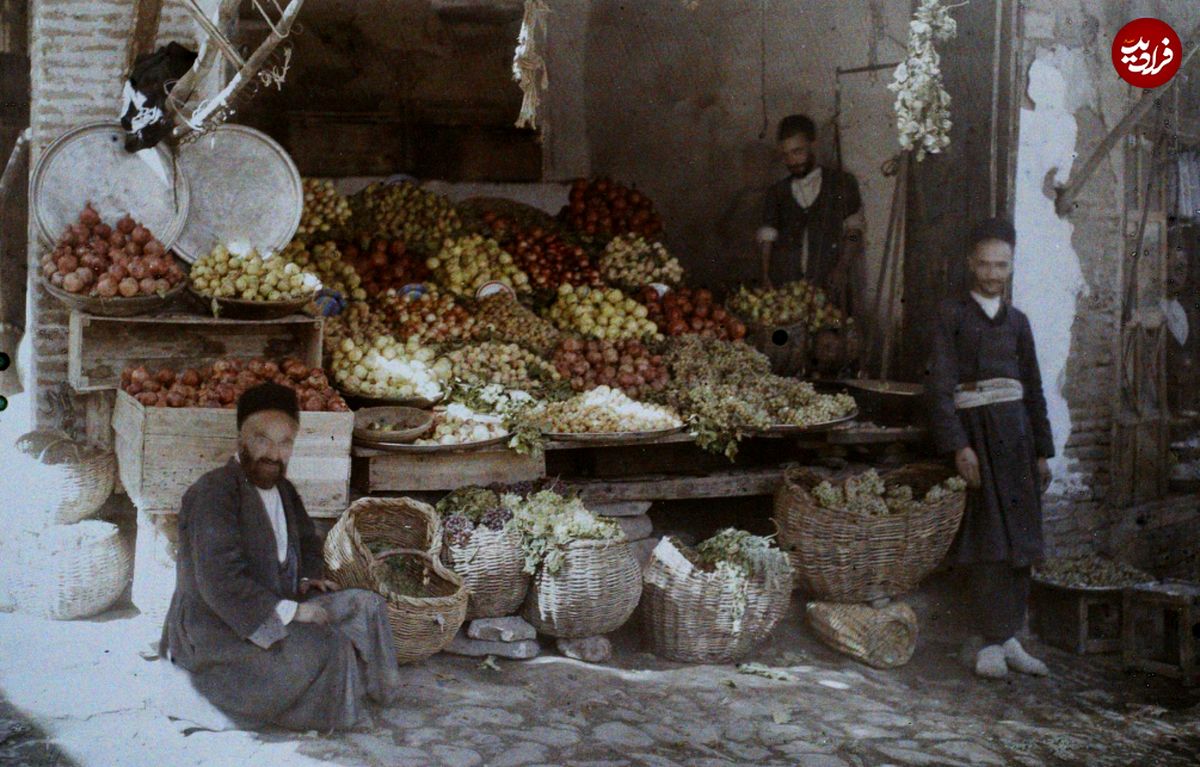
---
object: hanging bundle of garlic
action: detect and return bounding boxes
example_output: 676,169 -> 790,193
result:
512,0 -> 551,130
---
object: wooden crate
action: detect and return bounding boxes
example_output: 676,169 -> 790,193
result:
352,444 -> 544,493
1030,580 -> 1126,654
1122,580 -> 1200,685
113,390 -> 352,518
69,311 -> 323,392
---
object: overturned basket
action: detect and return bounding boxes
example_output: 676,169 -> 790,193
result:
443,524 -> 530,621
806,601 -> 918,669
640,537 -> 792,663
774,463 -> 965,602
4,521 -> 132,620
324,497 -> 442,592
370,548 -> 468,663
522,538 -> 642,639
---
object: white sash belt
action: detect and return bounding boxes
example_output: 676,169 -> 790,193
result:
953,378 -> 1023,410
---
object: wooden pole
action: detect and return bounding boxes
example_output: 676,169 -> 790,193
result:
125,0 -> 165,73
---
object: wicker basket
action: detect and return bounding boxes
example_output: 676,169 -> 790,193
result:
522,538 -> 642,638
15,432 -> 115,524
443,525 -> 530,620
806,601 -> 919,669
370,548 -> 468,664
640,537 -> 792,663
323,497 -> 442,592
5,521 -> 132,620
774,463 -> 965,602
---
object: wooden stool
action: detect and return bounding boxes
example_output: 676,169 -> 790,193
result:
1122,581 -> 1200,685
1031,580 -> 1127,654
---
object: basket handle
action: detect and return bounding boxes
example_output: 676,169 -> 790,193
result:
36,435 -> 83,464
373,547 -> 431,562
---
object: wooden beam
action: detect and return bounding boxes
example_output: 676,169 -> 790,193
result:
562,467 -> 786,504
125,0 -> 165,73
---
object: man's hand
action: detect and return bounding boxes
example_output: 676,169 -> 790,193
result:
299,578 -> 339,596
1037,458 -> 1052,493
293,602 -> 331,625
955,447 -> 982,489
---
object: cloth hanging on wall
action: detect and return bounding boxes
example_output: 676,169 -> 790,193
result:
120,42 -> 198,152
512,0 -> 550,130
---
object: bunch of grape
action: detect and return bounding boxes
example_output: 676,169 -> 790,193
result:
443,514 -> 474,547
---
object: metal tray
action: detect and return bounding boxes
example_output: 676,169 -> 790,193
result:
757,410 -> 859,435
189,288 -> 314,320
41,275 -> 188,317
543,424 -> 686,445
367,433 -> 510,453
31,121 -> 190,249
173,124 -> 303,263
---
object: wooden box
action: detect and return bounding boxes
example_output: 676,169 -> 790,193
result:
69,311 -> 323,392
113,390 -> 352,518
351,444 -> 544,493
1030,580 -> 1127,655
1122,580 -> 1200,685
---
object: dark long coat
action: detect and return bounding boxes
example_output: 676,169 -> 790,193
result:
924,297 -> 1055,567
160,458 -> 401,730
761,166 -> 863,294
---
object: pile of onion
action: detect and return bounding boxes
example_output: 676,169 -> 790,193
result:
39,203 -> 184,298
120,357 -> 348,412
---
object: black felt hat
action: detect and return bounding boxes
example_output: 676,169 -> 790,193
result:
236,382 -> 300,429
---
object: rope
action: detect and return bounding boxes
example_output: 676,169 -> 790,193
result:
513,0 -> 551,130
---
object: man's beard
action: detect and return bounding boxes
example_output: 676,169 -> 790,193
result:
238,446 -> 286,488
789,158 -> 816,178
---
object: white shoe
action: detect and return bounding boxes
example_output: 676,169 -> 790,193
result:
975,644 -> 1008,679
1003,637 -> 1049,676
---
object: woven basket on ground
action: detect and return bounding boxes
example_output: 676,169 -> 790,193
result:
774,463 -> 965,602
522,538 -> 642,638
640,537 -> 792,663
5,521 -> 132,620
14,431 -> 115,524
806,600 -> 919,669
324,497 -> 442,592
370,548 -> 468,664
443,524 -> 530,620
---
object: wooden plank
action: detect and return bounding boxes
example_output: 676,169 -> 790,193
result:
562,467 -> 786,504
356,448 -> 544,493
826,426 -> 927,445
69,312 -> 323,392
125,0 -> 165,72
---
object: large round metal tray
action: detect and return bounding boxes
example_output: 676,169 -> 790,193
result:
40,275 -> 187,317
173,124 -> 302,263
189,288 -> 313,320
838,379 -> 923,397
353,406 -> 434,447
543,424 -> 686,445
756,410 -> 859,435
370,433 -> 510,453
31,122 -> 189,249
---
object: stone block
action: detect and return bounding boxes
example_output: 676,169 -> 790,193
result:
444,631 -> 540,659
615,514 -> 652,541
590,501 -> 652,517
557,635 -> 612,663
632,537 -> 659,569
467,616 -> 537,643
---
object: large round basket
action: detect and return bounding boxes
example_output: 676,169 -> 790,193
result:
640,537 -> 792,663
5,521 -> 132,620
41,276 -> 186,318
16,432 -> 115,524
743,319 -> 809,377
324,497 -> 442,592
369,548 -> 468,664
443,525 -> 530,620
774,463 -> 966,602
806,601 -> 918,669
522,539 -> 642,638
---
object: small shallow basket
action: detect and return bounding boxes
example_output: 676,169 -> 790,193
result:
443,524 -> 530,620
774,463 -> 966,602
16,432 -> 115,524
370,548 -> 468,664
190,289 -> 314,320
5,521 -> 132,620
522,538 -> 642,638
806,601 -> 918,669
640,537 -> 793,663
324,497 -> 442,592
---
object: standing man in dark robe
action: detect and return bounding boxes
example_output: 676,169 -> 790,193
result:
756,114 -> 865,312
924,218 -> 1054,680
161,383 -> 402,729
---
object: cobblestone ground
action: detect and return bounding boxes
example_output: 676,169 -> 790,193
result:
269,586 -> 1199,767
0,695 -> 76,767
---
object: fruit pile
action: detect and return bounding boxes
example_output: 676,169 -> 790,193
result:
324,302 -> 391,351
329,334 -> 451,401
546,284 -> 660,341
427,234 -> 531,297
279,240 -> 366,302
637,286 -> 747,341
473,293 -> 563,357
1034,556 -> 1154,589
414,403 -> 508,447
445,342 -> 561,393
560,177 -> 663,239
120,357 -> 347,411
40,204 -> 185,298
598,234 -> 683,289
536,385 -> 682,434
191,245 -> 321,301
349,182 -> 462,256
483,214 -> 603,291
728,280 -> 847,331
341,237 -> 431,298
297,178 -> 351,242
552,337 -> 669,400
374,287 -> 477,345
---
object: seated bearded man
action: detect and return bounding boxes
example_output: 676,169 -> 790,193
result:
160,382 -> 401,730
